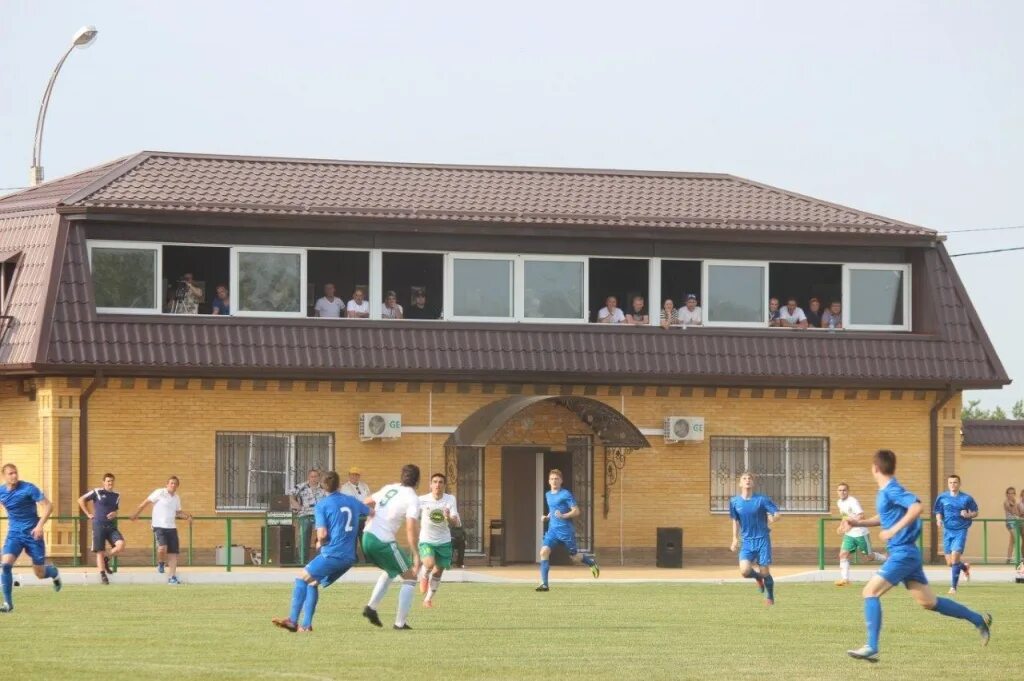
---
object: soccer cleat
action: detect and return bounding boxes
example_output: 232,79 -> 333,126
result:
167,576 -> 181,585
978,613 -> 992,646
52,576 -> 62,593
157,562 -> 165,574
948,587 -> 957,595
100,571 -> 110,585
418,575 -> 428,594
0,602 -> 11,613
271,617 -> 298,632
847,645 -> 879,663
962,563 -> 971,582
755,575 -> 765,593
535,584 -> 549,592
393,623 -> 413,630
362,605 -> 383,628
103,556 -> 111,574
834,579 -> 849,587
590,563 -> 600,579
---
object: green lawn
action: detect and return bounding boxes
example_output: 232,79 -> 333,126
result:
0,582 -> 1017,680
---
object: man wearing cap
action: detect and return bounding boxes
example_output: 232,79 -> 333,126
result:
342,467 -> 371,562
678,294 -> 703,327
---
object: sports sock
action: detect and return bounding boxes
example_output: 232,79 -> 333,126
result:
872,552 -> 886,561
540,559 -> 550,587
581,554 -> 596,567
289,578 -> 306,624
764,574 -> 775,600
368,573 -> 391,609
952,562 -> 962,588
417,564 -> 426,581
301,584 -> 319,629
741,567 -> 758,579
43,565 -> 59,580
933,597 -> 984,627
864,596 -> 882,650
839,559 -> 850,581
1,564 -> 13,606
427,576 -> 441,599
396,580 -> 414,626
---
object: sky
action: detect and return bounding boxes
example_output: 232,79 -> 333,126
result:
1,1 -> 1021,409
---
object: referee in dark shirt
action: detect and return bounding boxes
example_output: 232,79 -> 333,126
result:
77,473 -> 126,585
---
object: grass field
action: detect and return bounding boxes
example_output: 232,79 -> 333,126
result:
1,582 -> 1017,680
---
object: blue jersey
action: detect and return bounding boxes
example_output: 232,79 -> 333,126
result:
933,491 -> 977,532
315,492 -> 370,562
82,488 -> 120,525
545,488 -> 578,535
728,494 -> 778,541
0,481 -> 45,534
877,478 -> 922,550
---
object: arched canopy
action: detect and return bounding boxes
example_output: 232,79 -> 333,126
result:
443,395 -> 650,449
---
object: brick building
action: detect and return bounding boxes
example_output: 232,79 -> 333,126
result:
0,152 -> 1008,566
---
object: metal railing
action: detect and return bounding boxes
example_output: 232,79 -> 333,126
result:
817,516 -> 1023,569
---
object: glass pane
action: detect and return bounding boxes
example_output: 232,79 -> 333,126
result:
238,251 -> 301,312
524,260 -> 583,319
453,259 -> 512,317
91,247 -> 156,309
850,269 -> 904,326
787,438 -> 828,512
216,434 -> 250,509
710,438 -> 745,511
747,437 -> 786,504
707,264 -> 764,323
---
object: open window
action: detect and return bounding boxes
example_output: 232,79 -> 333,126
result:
518,256 -> 587,323
382,252 -> 443,320
588,258 -> 649,323
306,250 -> 370,318
843,264 -> 910,331
231,247 -> 306,317
446,254 -> 515,321
162,245 -> 230,315
661,259 -> 702,311
88,241 -> 162,314
769,263 -> 841,329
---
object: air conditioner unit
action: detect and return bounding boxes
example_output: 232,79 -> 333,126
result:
359,413 -> 402,440
663,416 -> 705,443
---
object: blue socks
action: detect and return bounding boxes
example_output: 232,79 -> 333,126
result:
540,560 -> 550,587
865,596 -> 882,650
764,574 -> 775,600
289,578 -> 306,624
581,554 -> 595,567
951,562 -> 963,588
1,564 -> 12,606
44,565 -> 58,580
302,584 -> 319,629
934,596 -> 984,627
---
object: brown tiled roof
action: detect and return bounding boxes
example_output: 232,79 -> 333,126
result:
962,420 -> 1024,447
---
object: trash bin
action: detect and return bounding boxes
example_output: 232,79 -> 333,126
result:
488,519 -> 505,566
656,527 -> 683,568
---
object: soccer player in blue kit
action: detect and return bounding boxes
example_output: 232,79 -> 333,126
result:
0,463 -> 62,613
729,471 -> 780,605
844,450 -> 991,663
535,469 -> 599,591
934,474 -> 978,595
272,470 -> 371,632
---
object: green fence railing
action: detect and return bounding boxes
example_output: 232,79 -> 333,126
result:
817,516 -> 1023,569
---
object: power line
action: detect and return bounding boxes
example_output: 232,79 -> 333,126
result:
944,224 -> 1024,234
950,245 -> 1024,257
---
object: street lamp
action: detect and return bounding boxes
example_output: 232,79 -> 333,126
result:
30,25 -> 99,186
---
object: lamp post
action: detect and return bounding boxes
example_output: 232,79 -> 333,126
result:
30,25 -> 99,186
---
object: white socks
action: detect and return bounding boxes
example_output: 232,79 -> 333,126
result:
840,559 -> 851,581
368,573 -> 391,609
873,552 -> 887,562
426,576 -> 441,600
396,580 -> 415,626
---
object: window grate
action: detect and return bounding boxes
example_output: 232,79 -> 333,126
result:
215,432 -> 333,511
710,436 -> 828,512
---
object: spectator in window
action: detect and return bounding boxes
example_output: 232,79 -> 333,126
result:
346,287 -> 370,318
167,272 -> 203,315
805,297 -> 823,328
660,298 -> 679,329
382,290 -> 404,319
314,283 -> 345,318
406,290 -> 433,320
625,295 -> 649,325
767,297 -> 782,327
211,284 -> 230,316
778,297 -> 809,329
597,296 -> 625,324
821,301 -> 843,329
678,294 -> 703,327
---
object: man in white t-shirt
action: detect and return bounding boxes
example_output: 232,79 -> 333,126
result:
346,287 -> 370,318
417,472 -> 460,607
778,298 -> 809,329
597,296 -> 625,324
835,482 -> 887,586
361,464 -> 421,630
678,294 -> 703,326
313,283 -> 345,318
130,476 -> 192,584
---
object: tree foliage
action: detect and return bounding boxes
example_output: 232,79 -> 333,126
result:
962,398 -> 1023,420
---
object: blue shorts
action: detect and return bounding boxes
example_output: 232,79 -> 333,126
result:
877,548 -> 928,587
942,529 -> 968,554
305,554 -> 353,588
739,538 -> 772,566
2,531 -> 47,565
542,530 -> 578,556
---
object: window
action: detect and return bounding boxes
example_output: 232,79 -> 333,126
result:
162,245 -> 230,315
710,436 -> 828,512
231,247 -> 306,317
588,257 -> 649,324
660,259 -> 702,311
88,241 -> 161,313
0,256 -> 17,314
382,252 -> 443,320
844,264 -> 909,330
215,432 -> 334,511
520,257 -> 586,322
448,255 -> 514,320
307,249 -> 370,318
456,447 -> 484,554
768,263 -> 841,328
703,261 -> 767,326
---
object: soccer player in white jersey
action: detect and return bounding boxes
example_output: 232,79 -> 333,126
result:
361,464 -> 421,630
417,472 -> 460,608
835,482 -> 887,586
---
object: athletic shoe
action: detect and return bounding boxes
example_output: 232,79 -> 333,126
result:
157,562 -> 165,574
590,562 -> 600,579
52,576 -> 62,593
271,617 -> 297,632
103,556 -> 111,574
978,613 -> 992,646
535,584 -> 549,592
755,575 -> 765,593
297,626 -> 313,633
393,623 -> 413,630
418,575 -> 428,594
362,605 -> 383,628
962,563 -> 971,582
100,572 -> 109,585
834,579 -> 849,587
948,587 -> 957,595
167,576 -> 181,585
847,645 -> 879,663
0,602 -> 11,613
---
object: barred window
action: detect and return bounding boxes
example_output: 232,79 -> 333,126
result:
710,436 -> 828,512
455,447 -> 484,554
216,432 -> 334,511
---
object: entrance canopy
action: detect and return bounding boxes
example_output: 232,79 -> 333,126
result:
443,395 -> 650,449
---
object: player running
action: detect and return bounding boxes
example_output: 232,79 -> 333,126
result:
362,464 -> 421,630
417,472 -> 460,608
844,449 -> 991,663
272,471 -> 370,633
934,474 -> 979,595
0,463 -> 62,613
535,468 -> 599,592
729,471 -> 780,605
78,473 -> 126,585
835,482 -> 887,586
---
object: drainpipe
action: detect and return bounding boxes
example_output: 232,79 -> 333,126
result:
78,372 -> 103,559
929,386 -> 956,563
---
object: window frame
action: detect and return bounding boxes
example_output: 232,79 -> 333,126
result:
230,246 -> 308,318
87,240 -> 163,315
842,263 -> 911,331
709,436 -> 830,515
516,254 -> 589,324
444,252 -> 517,322
701,259 -> 770,328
